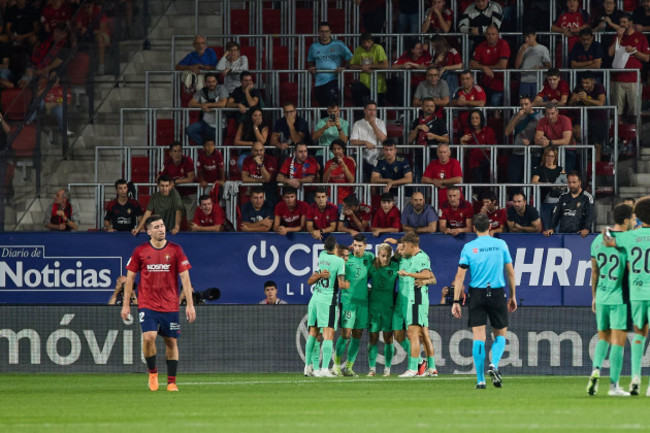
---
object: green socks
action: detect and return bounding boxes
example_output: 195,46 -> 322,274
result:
321,340 -> 333,370
347,338 -> 361,365
593,338 -> 610,370
368,344 -> 378,368
631,334 -> 646,378
427,356 -> 436,371
385,343 -> 394,368
609,344 -> 624,384
305,335 -> 316,367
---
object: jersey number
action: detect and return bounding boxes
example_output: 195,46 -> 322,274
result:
139,311 -> 145,323
630,247 -> 650,274
596,253 -> 621,281
320,278 -> 329,288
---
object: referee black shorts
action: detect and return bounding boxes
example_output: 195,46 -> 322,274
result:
467,287 -> 508,329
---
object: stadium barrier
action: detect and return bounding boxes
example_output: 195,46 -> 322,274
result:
0,305 -> 641,375
1,232 -> 595,305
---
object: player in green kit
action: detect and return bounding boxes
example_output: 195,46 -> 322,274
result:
395,232 -> 436,377
367,243 -> 400,376
604,197 -> 650,396
588,203 -> 634,396
334,234 -> 374,377
306,236 -> 348,377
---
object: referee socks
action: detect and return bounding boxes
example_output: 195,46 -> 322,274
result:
473,340 -> 485,384
491,336 -> 506,369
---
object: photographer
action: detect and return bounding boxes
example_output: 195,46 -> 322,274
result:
108,275 -> 137,305
440,283 -> 466,305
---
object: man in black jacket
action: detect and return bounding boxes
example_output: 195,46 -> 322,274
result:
543,171 -> 593,237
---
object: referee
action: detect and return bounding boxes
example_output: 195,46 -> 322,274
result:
451,213 -> 517,389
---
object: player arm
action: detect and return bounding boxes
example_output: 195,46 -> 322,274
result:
458,217 -> 473,233
505,262 -> 516,301
179,270 -> 196,322
590,257 -> 599,303
173,209 -> 182,233
323,220 -> 337,234
337,274 -> 350,290
438,219 -> 448,233
415,221 -> 437,234
452,266 -> 467,301
120,271 -> 137,317
132,209 -> 152,235
490,224 -> 504,234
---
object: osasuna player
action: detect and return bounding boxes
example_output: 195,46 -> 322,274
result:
588,204 -> 633,397
367,243 -> 399,376
305,236 -> 348,377
604,197 -> 650,396
334,234 -> 374,377
121,215 -> 196,392
395,232 -> 436,378
452,213 -> 516,389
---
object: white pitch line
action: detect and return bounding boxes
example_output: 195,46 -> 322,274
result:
181,376 -> 531,386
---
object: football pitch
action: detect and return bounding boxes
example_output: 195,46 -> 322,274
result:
0,374 -> 648,433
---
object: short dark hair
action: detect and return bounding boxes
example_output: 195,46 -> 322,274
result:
512,191 -> 527,201
382,139 -> 396,147
360,33 -> 373,42
523,27 -> 536,37
239,70 -> 252,81
283,186 -> 298,196
330,138 -> 347,153
473,213 -> 490,232
567,170 -> 581,182
343,194 -> 359,208
620,12 -> 633,22
264,280 -> 277,289
250,186 -> 264,195
353,233 -> 367,243
401,232 -> 420,246
459,69 -> 472,78
579,27 -> 593,37
158,174 -> 172,184
199,194 -> 211,203
635,197 -> 650,225
318,21 -> 330,29
324,235 -> 337,251
547,67 -> 561,78
115,179 -> 127,188
327,102 -> 339,109
380,193 -> 394,202
422,96 -> 436,105
225,40 -> 240,51
315,186 -> 328,195
169,140 -> 182,151
364,100 -> 378,109
204,72 -> 219,81
581,71 -> 596,81
613,203 -> 633,225
480,190 -> 497,202
145,215 -> 163,229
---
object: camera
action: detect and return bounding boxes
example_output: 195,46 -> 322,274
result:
180,287 -> 221,306
329,114 -> 336,122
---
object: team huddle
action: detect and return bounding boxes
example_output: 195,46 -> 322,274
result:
588,197 -> 650,397
304,213 -> 517,388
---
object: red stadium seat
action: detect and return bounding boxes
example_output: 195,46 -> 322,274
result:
67,52 -> 90,86
295,9 -> 314,34
230,9 -> 250,34
2,89 -> 33,121
263,9 -> 282,34
279,80 -> 299,106
240,46 -> 258,71
131,156 -> 150,183
328,9 -> 345,33
10,125 -> 36,179
272,45 -> 289,70
155,118 -> 175,147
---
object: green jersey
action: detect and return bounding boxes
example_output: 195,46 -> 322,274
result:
342,251 -> 374,304
398,250 -> 431,306
591,233 -> 627,305
396,255 -> 412,306
615,228 -> 650,301
369,259 -> 399,310
313,250 -> 345,305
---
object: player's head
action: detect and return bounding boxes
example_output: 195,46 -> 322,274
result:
263,280 -> 278,303
324,235 -> 337,252
400,232 -> 420,257
315,186 -> 328,208
198,194 -> 213,214
157,175 -> 173,196
473,213 -> 490,234
114,179 -> 128,198
634,196 -> 650,226
337,244 -> 350,262
374,243 -> 393,268
282,187 -> 298,208
145,215 -> 166,240
352,233 -> 367,257
612,203 -> 634,231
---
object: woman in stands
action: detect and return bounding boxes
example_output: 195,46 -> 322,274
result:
216,40 -> 249,94
421,0 -> 453,34
531,146 -> 566,231
459,109 -> 496,184
392,38 -> 433,95
234,107 -> 269,147
323,139 -> 356,206
429,35 -> 463,95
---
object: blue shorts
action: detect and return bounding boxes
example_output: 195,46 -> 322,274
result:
139,308 -> 180,338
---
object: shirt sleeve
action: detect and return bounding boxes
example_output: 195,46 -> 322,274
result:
176,245 -> 192,273
459,245 -> 470,266
501,240 -> 513,264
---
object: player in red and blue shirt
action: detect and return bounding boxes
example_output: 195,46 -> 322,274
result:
122,215 -> 195,392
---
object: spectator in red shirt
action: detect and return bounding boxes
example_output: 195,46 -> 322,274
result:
274,187 -> 308,235
439,186 -> 474,236
451,70 -> 487,129
551,0 -> 590,53
430,35 -> 463,94
422,0 -> 453,33
532,68 -> 570,107
392,39 -> 433,92
196,139 -> 224,194
469,24 -> 511,107
534,104 -> 576,172
190,194 -> 225,232
157,141 -> 196,221
460,109 -> 496,183
41,0 -> 72,36
478,190 -> 506,234
323,139 -> 356,205
372,193 -> 401,237
338,193 -> 371,235
306,186 -> 338,240
277,142 -> 320,203
608,13 -> 650,123
422,143 -> 463,208
241,141 -> 279,205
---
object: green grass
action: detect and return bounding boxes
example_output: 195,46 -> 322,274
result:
0,374 -> 648,433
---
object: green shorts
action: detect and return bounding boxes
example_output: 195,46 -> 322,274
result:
369,307 -> 394,333
631,300 -> 650,329
405,301 -> 428,328
595,303 -> 628,331
392,302 -> 407,332
308,298 -> 338,331
340,301 -> 369,330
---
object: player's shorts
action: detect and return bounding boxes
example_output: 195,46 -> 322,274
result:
340,301 -> 369,330
630,300 -> 650,329
139,308 -> 180,338
308,298 -> 338,330
467,287 -> 508,329
392,302 -> 407,332
596,303 -> 628,331
405,301 -> 429,328
369,307 -> 394,333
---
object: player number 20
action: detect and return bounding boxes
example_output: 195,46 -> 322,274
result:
630,247 -> 650,274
